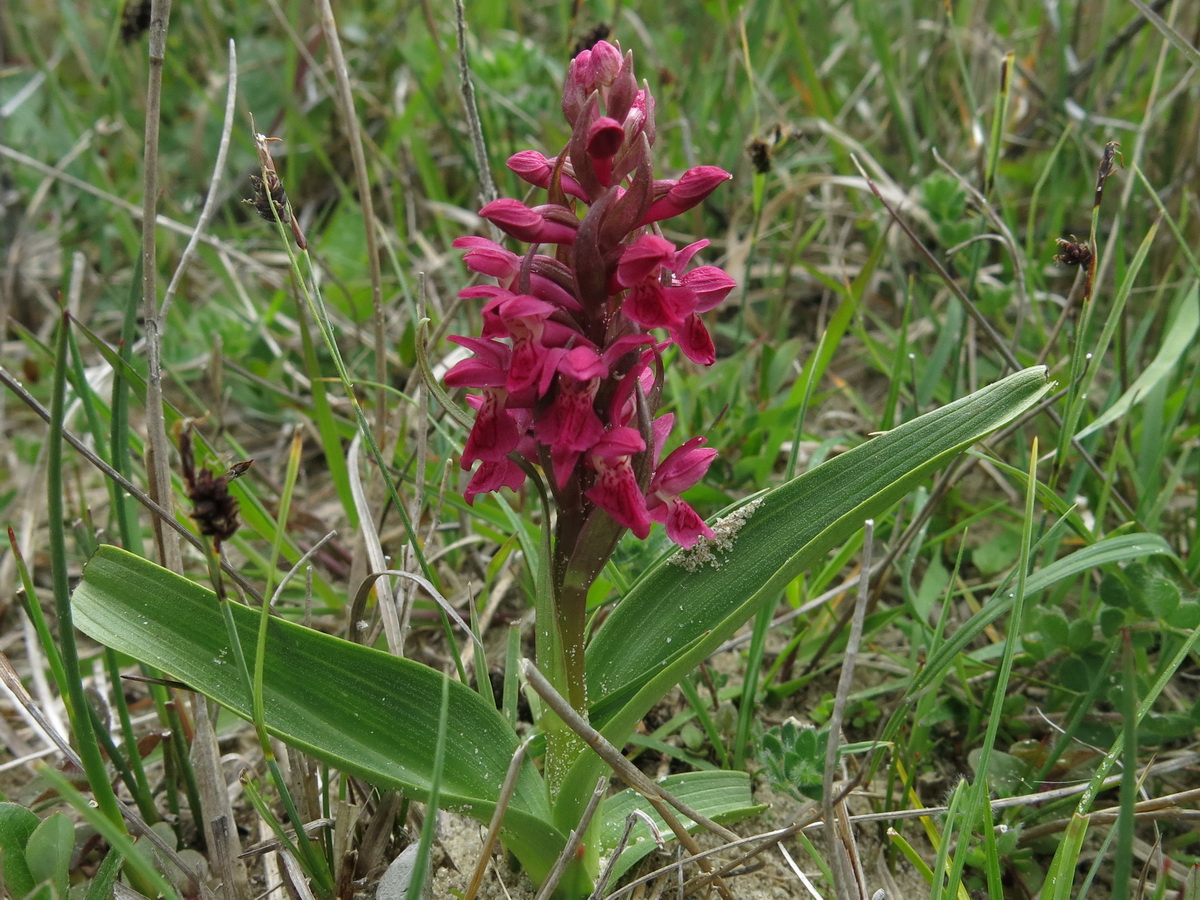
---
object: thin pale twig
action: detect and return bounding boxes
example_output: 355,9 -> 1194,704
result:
590,810 -> 663,900
160,40 -> 238,319
822,520 -> 874,900
463,736 -> 535,900
268,531 -> 338,607
0,144 -> 276,277
351,568 -> 485,654
454,0 -> 499,216
534,777 -> 610,900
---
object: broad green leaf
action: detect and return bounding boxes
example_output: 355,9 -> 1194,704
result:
559,368 -> 1051,818
0,802 -> 39,898
585,368 -> 1050,732
24,813 -> 73,900
598,771 -> 764,884
71,548 -> 564,884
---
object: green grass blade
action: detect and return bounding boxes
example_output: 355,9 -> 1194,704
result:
406,676 -> 449,900
910,532 -> 1178,702
1076,281 -> 1198,439
47,314 -> 123,829
1111,631 -> 1137,900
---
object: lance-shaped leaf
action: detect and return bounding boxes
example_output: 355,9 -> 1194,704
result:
70,548 -> 564,884
599,771 -> 765,884
558,367 -> 1052,818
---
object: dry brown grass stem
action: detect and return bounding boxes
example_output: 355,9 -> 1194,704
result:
822,519 -> 874,900
139,0 -> 180,574
534,777 -> 610,900
462,736 -> 535,900
1020,786 -> 1200,842
629,751 -> 1198,899
159,40 -> 238,320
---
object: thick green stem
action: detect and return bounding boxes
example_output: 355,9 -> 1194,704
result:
555,583 -> 588,714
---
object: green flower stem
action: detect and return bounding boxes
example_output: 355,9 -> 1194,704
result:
555,583 -> 588,716
103,647 -> 157,821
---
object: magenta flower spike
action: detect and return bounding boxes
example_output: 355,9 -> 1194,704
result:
446,39 -> 735,718
449,38 -> 734,557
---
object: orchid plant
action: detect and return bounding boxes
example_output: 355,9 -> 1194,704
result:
442,39 -> 735,790
71,38 -> 1051,899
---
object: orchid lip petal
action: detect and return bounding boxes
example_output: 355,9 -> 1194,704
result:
587,116 -> 626,160
615,234 -> 676,287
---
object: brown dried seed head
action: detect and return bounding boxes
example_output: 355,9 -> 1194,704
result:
1094,140 -> 1123,209
179,426 -> 247,545
1098,140 -> 1123,181
188,470 -> 241,543
246,171 -> 291,226
1054,237 -> 1093,268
